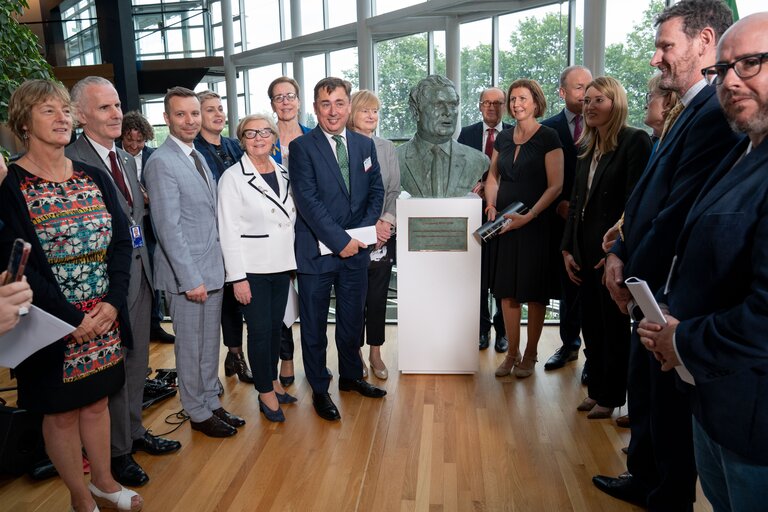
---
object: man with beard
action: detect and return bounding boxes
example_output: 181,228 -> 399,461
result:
638,12 -> 768,510
593,1 -> 740,510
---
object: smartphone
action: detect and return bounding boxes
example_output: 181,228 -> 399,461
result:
3,238 -> 31,285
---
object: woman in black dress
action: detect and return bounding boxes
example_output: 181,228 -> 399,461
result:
0,80 -> 141,512
485,79 -> 564,379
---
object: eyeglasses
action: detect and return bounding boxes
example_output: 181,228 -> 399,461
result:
271,93 -> 298,103
243,128 -> 275,139
480,100 -> 504,108
701,52 -> 768,86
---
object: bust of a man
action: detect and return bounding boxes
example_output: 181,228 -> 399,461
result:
397,75 -> 489,198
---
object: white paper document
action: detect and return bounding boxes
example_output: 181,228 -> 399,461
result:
0,305 -> 76,368
625,277 -> 695,385
283,279 -> 299,328
318,225 -> 377,256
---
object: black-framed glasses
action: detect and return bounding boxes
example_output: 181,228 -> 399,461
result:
271,93 -> 298,103
480,100 -> 504,108
701,52 -> 768,86
243,128 -> 275,139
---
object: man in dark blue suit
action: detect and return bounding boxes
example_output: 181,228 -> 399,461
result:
457,87 -> 511,353
541,65 -> 592,372
594,1 -> 738,510
290,77 -> 386,421
638,13 -> 768,509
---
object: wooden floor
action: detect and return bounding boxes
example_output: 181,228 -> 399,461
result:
0,324 -> 712,512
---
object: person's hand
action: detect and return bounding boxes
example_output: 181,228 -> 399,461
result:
499,212 -> 530,234
185,284 -> 208,303
562,251 -> 582,285
0,275 -> 33,335
602,224 -> 620,253
233,281 -> 251,305
88,301 -> 118,336
71,314 -> 100,344
555,200 -> 569,220
637,315 -> 680,371
375,220 -> 392,244
486,205 -> 497,222
472,181 -> 485,199
339,239 -> 366,258
604,253 -> 631,314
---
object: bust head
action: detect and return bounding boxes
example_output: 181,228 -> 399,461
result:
409,75 -> 460,144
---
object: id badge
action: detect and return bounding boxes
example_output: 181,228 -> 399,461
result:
130,224 -> 144,248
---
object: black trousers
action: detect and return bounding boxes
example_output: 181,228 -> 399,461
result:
221,283 -> 245,348
580,267 -> 629,407
360,261 -> 393,347
558,261 -> 582,349
626,326 -> 697,511
480,238 -> 505,336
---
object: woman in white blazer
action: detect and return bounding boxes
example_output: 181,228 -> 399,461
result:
218,113 -> 297,422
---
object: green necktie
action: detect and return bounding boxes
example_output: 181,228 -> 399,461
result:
332,134 -> 350,193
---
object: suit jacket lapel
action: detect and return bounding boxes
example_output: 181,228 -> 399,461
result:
311,128 -> 348,196
168,140 -> 215,201
586,149 -> 617,204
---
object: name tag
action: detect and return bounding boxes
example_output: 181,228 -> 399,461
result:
130,224 -> 145,248
364,157 -> 372,172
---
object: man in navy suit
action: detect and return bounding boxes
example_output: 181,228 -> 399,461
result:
594,1 -> 739,510
639,13 -> 768,509
457,87 -> 511,353
289,77 -> 386,421
541,65 -> 592,372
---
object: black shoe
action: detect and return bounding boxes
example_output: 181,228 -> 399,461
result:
224,352 -> 254,383
312,392 -> 341,421
544,346 -> 578,370
581,367 -> 589,385
479,332 -> 490,350
276,391 -> 298,404
150,326 -> 175,344
132,431 -> 181,455
339,377 -> 387,398
258,397 -> 286,422
279,374 -> 295,387
191,415 -> 237,437
592,474 -> 648,506
111,454 -> 149,487
494,334 -> 508,353
213,407 -> 246,428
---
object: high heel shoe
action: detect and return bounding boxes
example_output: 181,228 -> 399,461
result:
88,482 -> 142,511
513,356 -> 537,378
258,397 -> 285,422
224,352 -> 254,383
587,405 -> 614,419
369,360 -> 388,380
494,350 -> 522,377
276,391 -> 298,404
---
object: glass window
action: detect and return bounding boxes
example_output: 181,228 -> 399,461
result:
432,31 -> 446,77
61,0 -> 101,65
299,0 -> 324,35
331,47 -> 359,90
460,18 -> 493,128
247,64 -> 284,115
375,34 -> 429,141
133,0 -> 208,60
242,0 -> 281,49
327,0 -> 356,28
302,53 -> 327,127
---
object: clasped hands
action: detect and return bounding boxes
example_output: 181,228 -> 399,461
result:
637,313 -> 681,372
71,301 -> 118,344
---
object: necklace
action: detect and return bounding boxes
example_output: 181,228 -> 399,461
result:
23,154 -> 71,182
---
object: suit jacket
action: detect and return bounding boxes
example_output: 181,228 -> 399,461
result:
289,127 -> 384,274
610,85 -> 741,292
398,136 -> 489,198
217,156 -> 297,279
66,136 -> 153,315
561,127 -> 652,268
457,121 -> 513,152
271,124 -> 312,166
542,110 -> 579,205
193,134 -> 243,182
143,137 -> 225,293
660,138 -> 768,463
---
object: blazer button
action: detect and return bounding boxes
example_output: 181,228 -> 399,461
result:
271,208 -> 275,213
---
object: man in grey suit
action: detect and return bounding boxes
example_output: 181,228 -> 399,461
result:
144,86 -> 244,438
66,76 -> 181,487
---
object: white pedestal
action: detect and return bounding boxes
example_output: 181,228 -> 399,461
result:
396,196 -> 482,374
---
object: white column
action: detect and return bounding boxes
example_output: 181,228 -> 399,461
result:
222,0 -> 238,129
583,0 -> 606,76
445,16 -> 461,138
357,0 -> 374,90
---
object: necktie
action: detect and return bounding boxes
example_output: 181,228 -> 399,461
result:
659,102 -> 685,144
332,135 -> 350,193
484,128 -> 495,158
190,150 -> 211,190
108,151 -> 132,207
573,114 -> 583,144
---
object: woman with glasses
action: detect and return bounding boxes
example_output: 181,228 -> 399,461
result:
561,77 -> 652,419
193,90 -> 253,386
217,113 -> 298,422
267,76 -> 311,387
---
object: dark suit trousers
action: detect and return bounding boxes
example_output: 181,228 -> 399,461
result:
298,268 -> 367,393
480,238 -> 505,336
221,283 -> 245,348
556,219 -> 581,349
580,267 -> 629,408
279,325 -> 295,361
109,273 -> 151,456
626,326 -> 697,512
360,260 -> 393,346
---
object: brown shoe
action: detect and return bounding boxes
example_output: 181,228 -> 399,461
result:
577,397 -> 597,412
587,406 -> 614,419
213,407 -> 246,428
191,415 -> 237,437
616,414 -> 630,428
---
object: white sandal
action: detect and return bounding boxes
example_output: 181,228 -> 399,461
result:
88,482 -> 143,511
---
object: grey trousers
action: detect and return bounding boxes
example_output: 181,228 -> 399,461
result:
168,288 -> 223,423
109,274 -> 152,456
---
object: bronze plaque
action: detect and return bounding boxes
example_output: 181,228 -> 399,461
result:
408,217 -> 468,252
